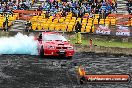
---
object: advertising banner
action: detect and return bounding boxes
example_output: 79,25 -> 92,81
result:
116,26 -> 130,36
96,25 -> 111,35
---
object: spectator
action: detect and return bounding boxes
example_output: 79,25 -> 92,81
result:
75,21 -> 82,44
75,21 -> 82,33
25,21 -> 31,32
101,10 -> 105,19
79,5 -> 85,17
39,0 -> 116,18
126,0 -> 132,14
95,3 -> 100,14
87,4 -> 91,13
81,3 -> 86,12
0,0 -> 117,20
37,5 -> 43,11
17,4 -> 21,10
89,12 -> 93,18
45,11 -> 49,18
12,4 -> 17,10
91,6 -> 95,14
61,9 -> 66,16
94,0 -> 98,3
105,3 -> 112,16
3,14 -> 8,31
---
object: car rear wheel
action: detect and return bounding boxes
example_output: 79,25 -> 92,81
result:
40,46 -> 44,58
67,56 -> 73,59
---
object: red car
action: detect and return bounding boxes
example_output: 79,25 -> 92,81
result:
36,32 -> 74,59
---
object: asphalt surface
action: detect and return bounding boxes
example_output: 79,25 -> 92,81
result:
0,52 -> 132,88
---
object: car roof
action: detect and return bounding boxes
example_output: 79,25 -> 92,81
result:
42,32 -> 60,35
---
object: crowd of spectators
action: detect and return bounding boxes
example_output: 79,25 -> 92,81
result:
0,0 -> 31,13
37,0 -> 117,18
0,0 -> 117,18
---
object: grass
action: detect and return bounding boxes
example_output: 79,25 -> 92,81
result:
94,40 -> 132,48
69,36 -> 132,48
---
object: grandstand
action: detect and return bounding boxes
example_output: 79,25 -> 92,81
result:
0,0 -> 131,36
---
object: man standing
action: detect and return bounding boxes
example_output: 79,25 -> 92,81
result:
5,14 -> 8,31
75,21 -> 82,44
25,21 -> 31,32
3,13 -> 8,31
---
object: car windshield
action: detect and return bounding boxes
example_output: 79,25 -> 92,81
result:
43,34 -> 67,41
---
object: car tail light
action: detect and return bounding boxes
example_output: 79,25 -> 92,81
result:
67,47 -> 73,50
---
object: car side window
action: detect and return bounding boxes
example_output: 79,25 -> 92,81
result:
43,34 -> 47,41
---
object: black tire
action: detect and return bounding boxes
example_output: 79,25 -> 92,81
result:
79,77 -> 86,84
67,56 -> 73,59
40,46 -> 44,58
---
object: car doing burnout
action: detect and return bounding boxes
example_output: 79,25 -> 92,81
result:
36,32 -> 74,59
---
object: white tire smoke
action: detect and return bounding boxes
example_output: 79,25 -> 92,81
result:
0,32 -> 38,55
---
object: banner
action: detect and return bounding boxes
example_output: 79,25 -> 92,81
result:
116,26 -> 130,36
96,25 -> 111,35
